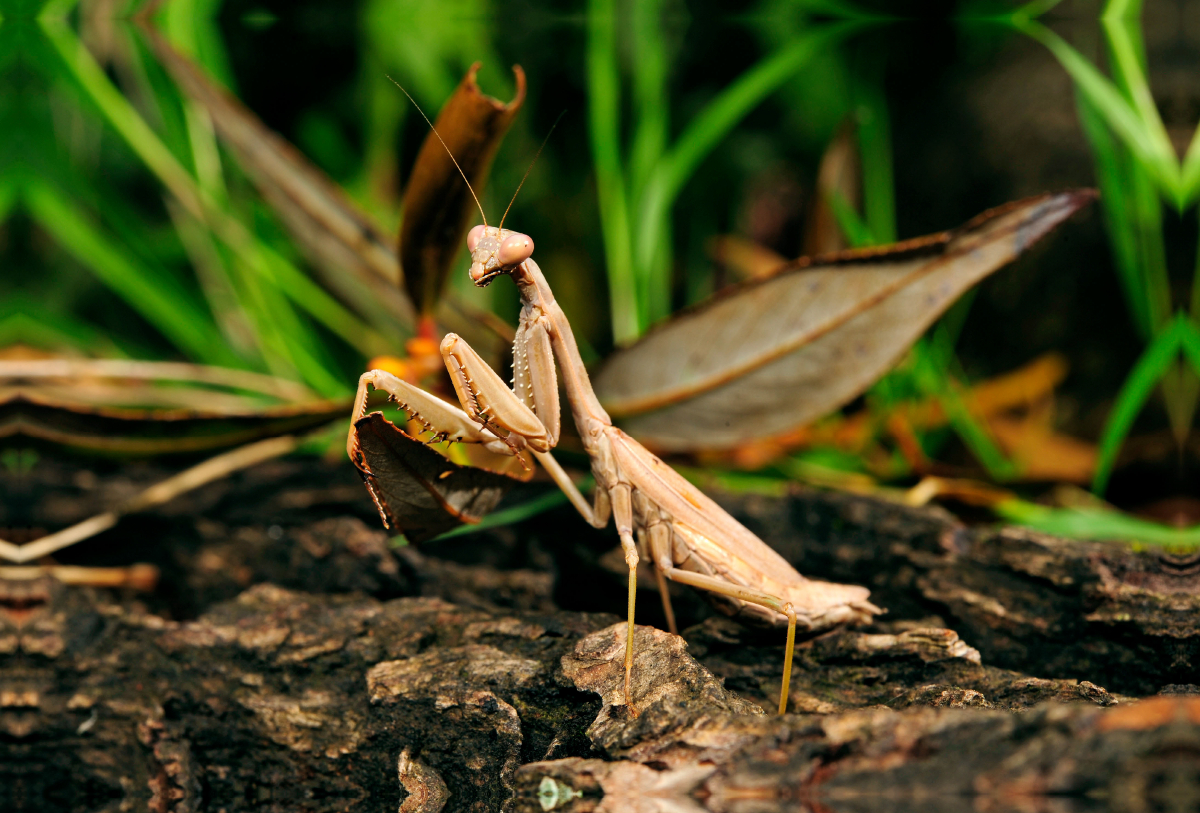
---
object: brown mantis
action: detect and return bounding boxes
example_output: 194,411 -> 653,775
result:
348,102 -> 881,716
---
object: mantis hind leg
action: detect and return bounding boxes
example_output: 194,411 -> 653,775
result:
657,566 -> 797,715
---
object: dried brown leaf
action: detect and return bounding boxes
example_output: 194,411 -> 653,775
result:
0,357 -> 347,455
704,234 -> 785,281
399,63 -> 525,315
352,412 -> 532,543
802,121 -> 861,256
594,191 -> 1096,451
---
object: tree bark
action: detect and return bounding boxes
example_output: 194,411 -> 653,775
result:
5,460 -> 1200,811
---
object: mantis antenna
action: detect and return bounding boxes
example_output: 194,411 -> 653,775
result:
498,110 -> 566,231
386,75 -> 488,227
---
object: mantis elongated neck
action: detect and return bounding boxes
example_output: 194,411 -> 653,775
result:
514,258 -> 612,434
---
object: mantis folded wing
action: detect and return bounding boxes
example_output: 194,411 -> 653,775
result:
349,223 -> 881,716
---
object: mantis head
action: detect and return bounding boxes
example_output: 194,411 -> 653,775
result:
467,225 -> 534,286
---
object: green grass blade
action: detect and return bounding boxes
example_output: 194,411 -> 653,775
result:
628,0 -> 671,327
1076,90 -> 1154,339
41,18 -> 388,361
1128,157 -> 1171,332
998,499 -> 1200,548
587,0 -> 639,344
1093,315 -> 1187,494
660,25 -> 855,206
912,340 -> 1018,481
1179,318 -> 1200,374
1022,21 -> 1180,203
1102,0 -> 1143,17
634,22 -> 860,332
855,77 -> 896,244
23,179 -> 236,366
629,0 -> 668,204
826,188 -> 875,248
1179,107 -> 1200,204
429,486 -> 578,541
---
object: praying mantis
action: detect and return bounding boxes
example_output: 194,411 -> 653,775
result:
348,105 -> 881,716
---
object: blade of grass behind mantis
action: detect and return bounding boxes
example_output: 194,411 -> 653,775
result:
1092,314 -> 1200,494
1077,90 -> 1156,339
825,92 -> 1015,480
1069,44 -> 1195,444
587,0 -> 638,344
586,3 -> 864,342
22,178 -> 240,368
1018,20 -> 1183,207
123,33 -> 354,385
139,23 -> 410,320
594,192 -> 1095,451
39,14 -> 388,386
996,498 -> 1200,549
156,0 -> 236,89
632,21 -> 864,332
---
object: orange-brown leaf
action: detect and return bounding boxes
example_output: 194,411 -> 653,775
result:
400,63 -> 525,315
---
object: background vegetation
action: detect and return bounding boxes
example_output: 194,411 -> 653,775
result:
3,0 -> 1199,543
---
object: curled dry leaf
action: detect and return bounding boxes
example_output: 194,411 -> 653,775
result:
352,412 -> 533,543
704,234 -> 785,282
594,191 -> 1096,451
802,119 -> 861,257
0,356 -> 348,455
399,62 -> 526,315
140,24 -> 412,326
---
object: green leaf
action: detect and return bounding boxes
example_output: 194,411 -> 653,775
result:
998,499 -> 1200,549
855,76 -> 896,244
23,180 -> 236,366
1021,21 -> 1181,206
826,188 -> 875,248
430,487 -> 574,541
1093,314 -> 1195,494
587,0 -> 638,345
636,23 -> 861,326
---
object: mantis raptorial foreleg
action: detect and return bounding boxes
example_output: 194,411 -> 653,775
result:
348,369 -> 513,459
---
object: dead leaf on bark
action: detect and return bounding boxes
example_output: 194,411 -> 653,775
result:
399,62 -> 526,315
352,411 -> 533,543
594,191 -> 1096,451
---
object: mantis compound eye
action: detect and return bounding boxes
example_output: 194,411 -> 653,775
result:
467,224 -> 487,252
497,232 -> 534,267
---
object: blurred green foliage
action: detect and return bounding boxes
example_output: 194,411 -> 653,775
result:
2,0 -> 1199,543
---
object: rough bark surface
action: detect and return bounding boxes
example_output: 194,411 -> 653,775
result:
3,458 -> 1200,811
